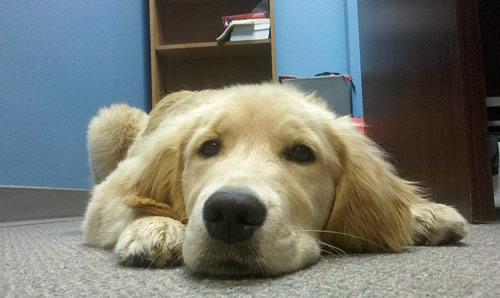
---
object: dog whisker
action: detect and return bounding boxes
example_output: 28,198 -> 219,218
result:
318,248 -> 339,259
301,239 -> 327,262
296,233 -> 329,262
191,246 -> 208,270
289,223 -> 379,254
251,249 -> 266,276
147,248 -> 164,270
250,243 -> 266,276
256,258 -> 266,276
169,251 -> 184,267
296,229 -> 391,253
146,239 -> 184,270
313,238 -> 348,257
168,240 -> 185,266
301,234 -> 346,259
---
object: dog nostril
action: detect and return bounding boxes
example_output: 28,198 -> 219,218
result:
203,188 -> 267,244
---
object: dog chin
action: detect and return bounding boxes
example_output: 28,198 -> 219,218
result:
183,239 -> 269,277
183,231 -> 321,277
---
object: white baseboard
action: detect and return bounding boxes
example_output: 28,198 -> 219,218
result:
0,186 -> 90,222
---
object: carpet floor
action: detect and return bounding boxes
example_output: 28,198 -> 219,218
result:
1,217 -> 499,297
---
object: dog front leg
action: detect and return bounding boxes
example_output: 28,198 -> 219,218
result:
115,216 -> 185,267
83,182 -> 185,267
410,200 -> 468,246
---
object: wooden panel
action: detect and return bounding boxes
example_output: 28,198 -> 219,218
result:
149,0 -> 162,105
159,54 -> 272,94
269,0 -> 276,79
358,0 -> 494,221
455,0 -> 495,221
156,40 -> 271,60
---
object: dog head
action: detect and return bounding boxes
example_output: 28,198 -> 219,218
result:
128,84 -> 414,276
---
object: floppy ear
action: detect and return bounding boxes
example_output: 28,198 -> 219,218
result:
321,117 -> 422,252
121,141 -> 188,223
118,91 -> 198,223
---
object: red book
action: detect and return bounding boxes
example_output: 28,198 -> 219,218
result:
222,12 -> 268,28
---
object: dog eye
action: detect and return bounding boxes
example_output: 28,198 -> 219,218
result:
286,145 -> 315,163
199,140 -> 221,157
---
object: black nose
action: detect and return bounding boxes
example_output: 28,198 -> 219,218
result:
203,188 -> 267,244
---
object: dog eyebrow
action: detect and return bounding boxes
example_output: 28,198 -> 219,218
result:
282,126 -> 322,151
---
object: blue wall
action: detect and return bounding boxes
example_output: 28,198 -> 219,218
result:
0,0 -> 151,189
0,1 -> 361,189
274,0 -> 363,117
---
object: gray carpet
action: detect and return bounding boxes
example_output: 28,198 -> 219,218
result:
1,218 -> 499,297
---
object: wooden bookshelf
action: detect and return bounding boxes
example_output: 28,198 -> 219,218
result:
149,0 -> 277,106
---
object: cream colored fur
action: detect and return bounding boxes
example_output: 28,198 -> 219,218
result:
82,83 -> 467,276
87,104 -> 148,185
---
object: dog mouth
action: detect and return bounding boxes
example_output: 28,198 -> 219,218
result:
192,241 -> 267,277
216,259 -> 250,271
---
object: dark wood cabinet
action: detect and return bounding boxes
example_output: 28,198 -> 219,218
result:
358,0 -> 495,222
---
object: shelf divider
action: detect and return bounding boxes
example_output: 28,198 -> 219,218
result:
156,39 -> 271,59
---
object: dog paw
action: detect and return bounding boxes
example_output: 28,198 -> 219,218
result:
115,216 -> 185,267
411,203 -> 468,246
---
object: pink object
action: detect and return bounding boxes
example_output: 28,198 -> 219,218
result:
352,117 -> 365,134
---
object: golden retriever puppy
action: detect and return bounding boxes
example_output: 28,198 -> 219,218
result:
83,83 -> 467,276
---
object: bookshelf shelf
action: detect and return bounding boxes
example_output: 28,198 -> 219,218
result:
156,40 -> 271,60
149,0 -> 276,105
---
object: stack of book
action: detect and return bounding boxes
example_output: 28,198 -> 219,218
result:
216,12 -> 270,42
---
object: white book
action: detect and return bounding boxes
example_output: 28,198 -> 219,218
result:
230,27 -> 269,41
216,18 -> 270,42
